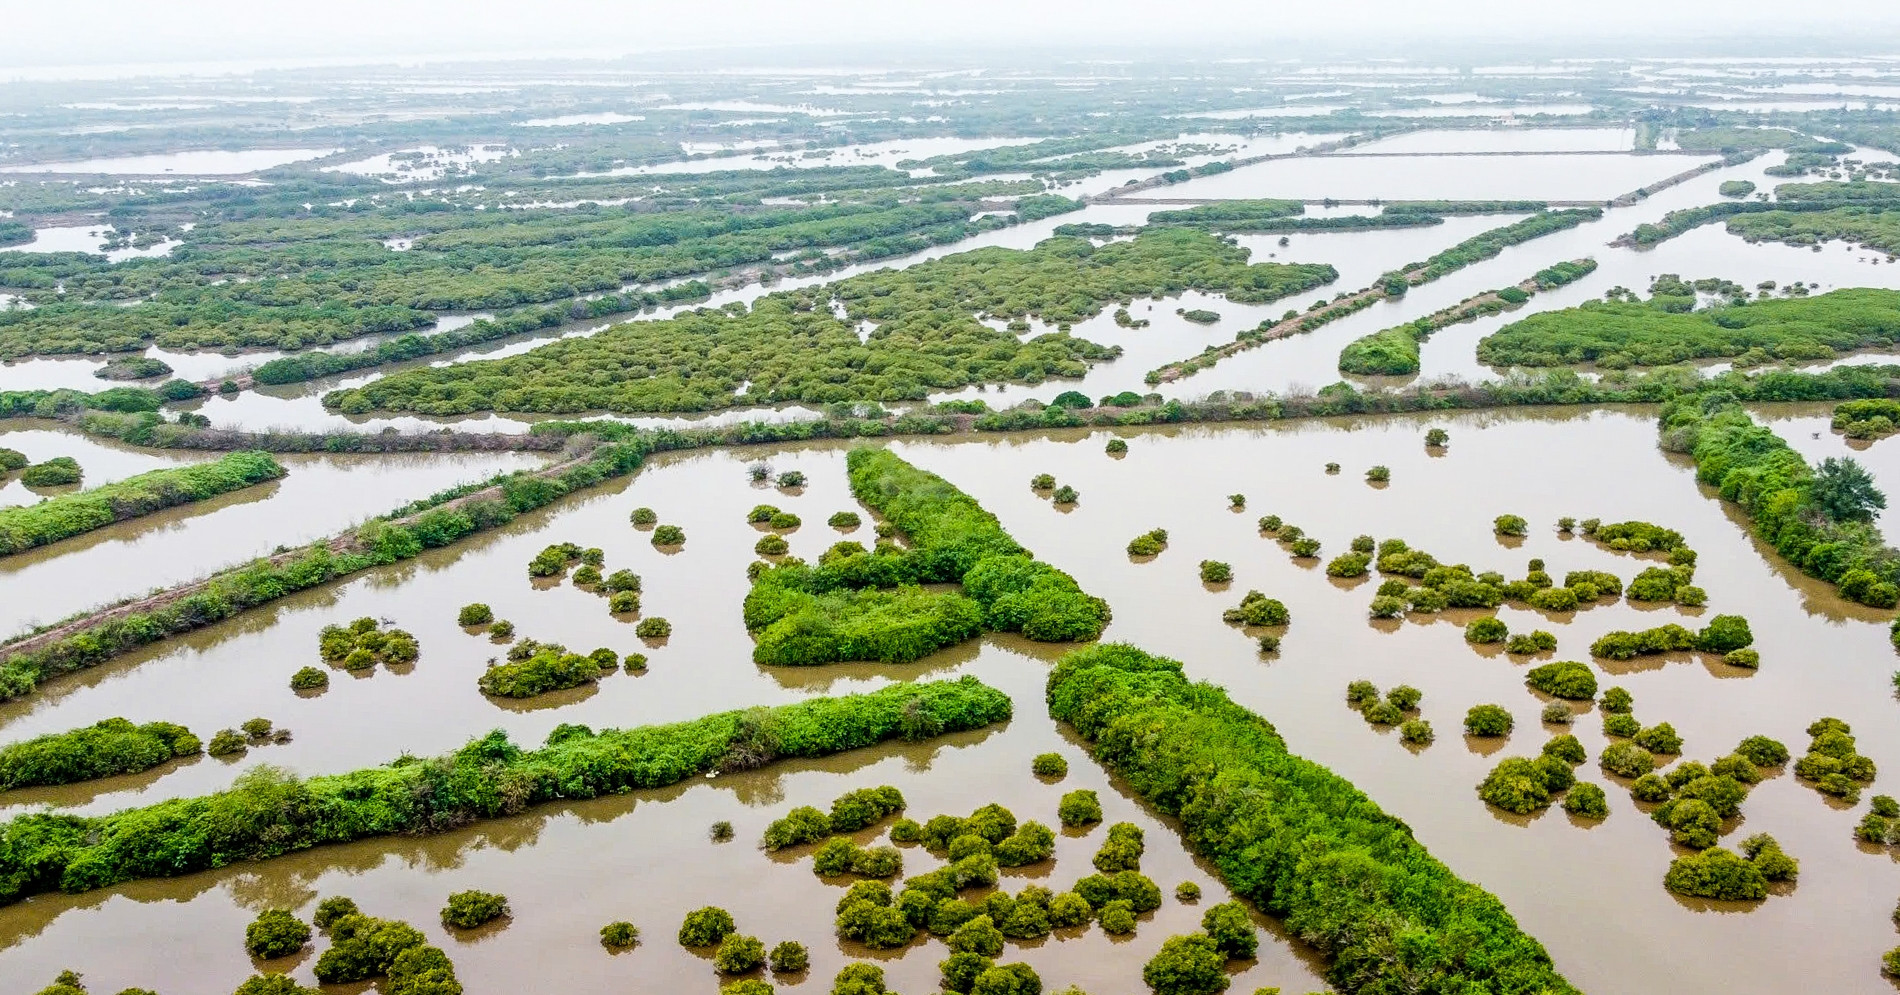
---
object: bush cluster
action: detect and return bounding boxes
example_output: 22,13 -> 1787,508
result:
527,541 -> 584,577
314,912 -> 460,993
1794,717 -> 1877,801
761,785 -> 906,849
1477,754 -> 1577,814
0,717 -> 201,791
18,457 -> 82,487
1464,617 -> 1508,644
245,908 -> 313,958
289,667 -> 329,691
319,617 -> 420,671
1221,591 -> 1289,626
1591,616 -> 1752,661
1199,560 -> 1233,582
478,640 -> 615,698
1032,753 -> 1067,778
1126,528 -> 1169,557
600,921 -> 640,948
679,906 -> 737,947
1598,741 -> 1657,778
1505,630 -> 1558,654
1048,643 -> 1576,994
1464,705 -> 1513,737
1525,661 -> 1598,700
1059,789 -> 1104,827
441,890 -> 509,928
1663,834 -> 1798,900
1325,551 -> 1371,577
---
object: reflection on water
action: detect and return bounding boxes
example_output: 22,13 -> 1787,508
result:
3,411 -> 1900,992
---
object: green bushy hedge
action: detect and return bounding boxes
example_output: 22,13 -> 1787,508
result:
0,676 -> 1009,905
0,451 -> 286,557
1047,643 -> 1575,994
0,718 -> 201,791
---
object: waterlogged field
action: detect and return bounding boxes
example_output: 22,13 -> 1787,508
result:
0,412 -> 1897,992
11,52 -> 1900,995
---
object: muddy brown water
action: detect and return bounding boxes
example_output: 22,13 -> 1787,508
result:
4,408 -> 1900,992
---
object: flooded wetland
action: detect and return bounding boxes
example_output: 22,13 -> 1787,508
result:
7,37 -> 1900,995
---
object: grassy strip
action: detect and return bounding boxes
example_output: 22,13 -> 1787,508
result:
248,281 -> 712,386
1387,208 -> 1601,286
0,439 -> 648,701
742,448 -> 1110,665
1660,395 -> 1900,606
0,676 -> 1011,904
1047,643 -> 1576,995
1144,210 -> 1599,386
1476,288 -> 1900,369
1338,259 -> 1598,376
0,451 -> 287,557
0,718 -> 201,791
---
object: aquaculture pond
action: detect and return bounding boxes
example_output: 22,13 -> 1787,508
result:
3,409 -> 1900,993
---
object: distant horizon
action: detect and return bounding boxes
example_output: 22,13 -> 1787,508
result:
6,0 -> 1900,81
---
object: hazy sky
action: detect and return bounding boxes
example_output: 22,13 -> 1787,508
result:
5,0 -> 1900,74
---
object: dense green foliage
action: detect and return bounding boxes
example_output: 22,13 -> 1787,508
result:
1479,289 -> 1900,369
1794,717 -> 1877,801
0,676 -> 1009,905
1525,661 -> 1597,700
1047,643 -> 1575,994
743,448 -> 1108,665
245,908 -> 312,958
1661,395 -> 1900,606
0,717 -> 200,791
441,890 -> 509,928
19,458 -> 83,487
1464,704 -> 1514,737
1477,755 -> 1576,814
320,617 -> 419,671
0,451 -> 285,557
323,229 -> 1336,415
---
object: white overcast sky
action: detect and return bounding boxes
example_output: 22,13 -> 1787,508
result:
2,0 -> 1898,75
